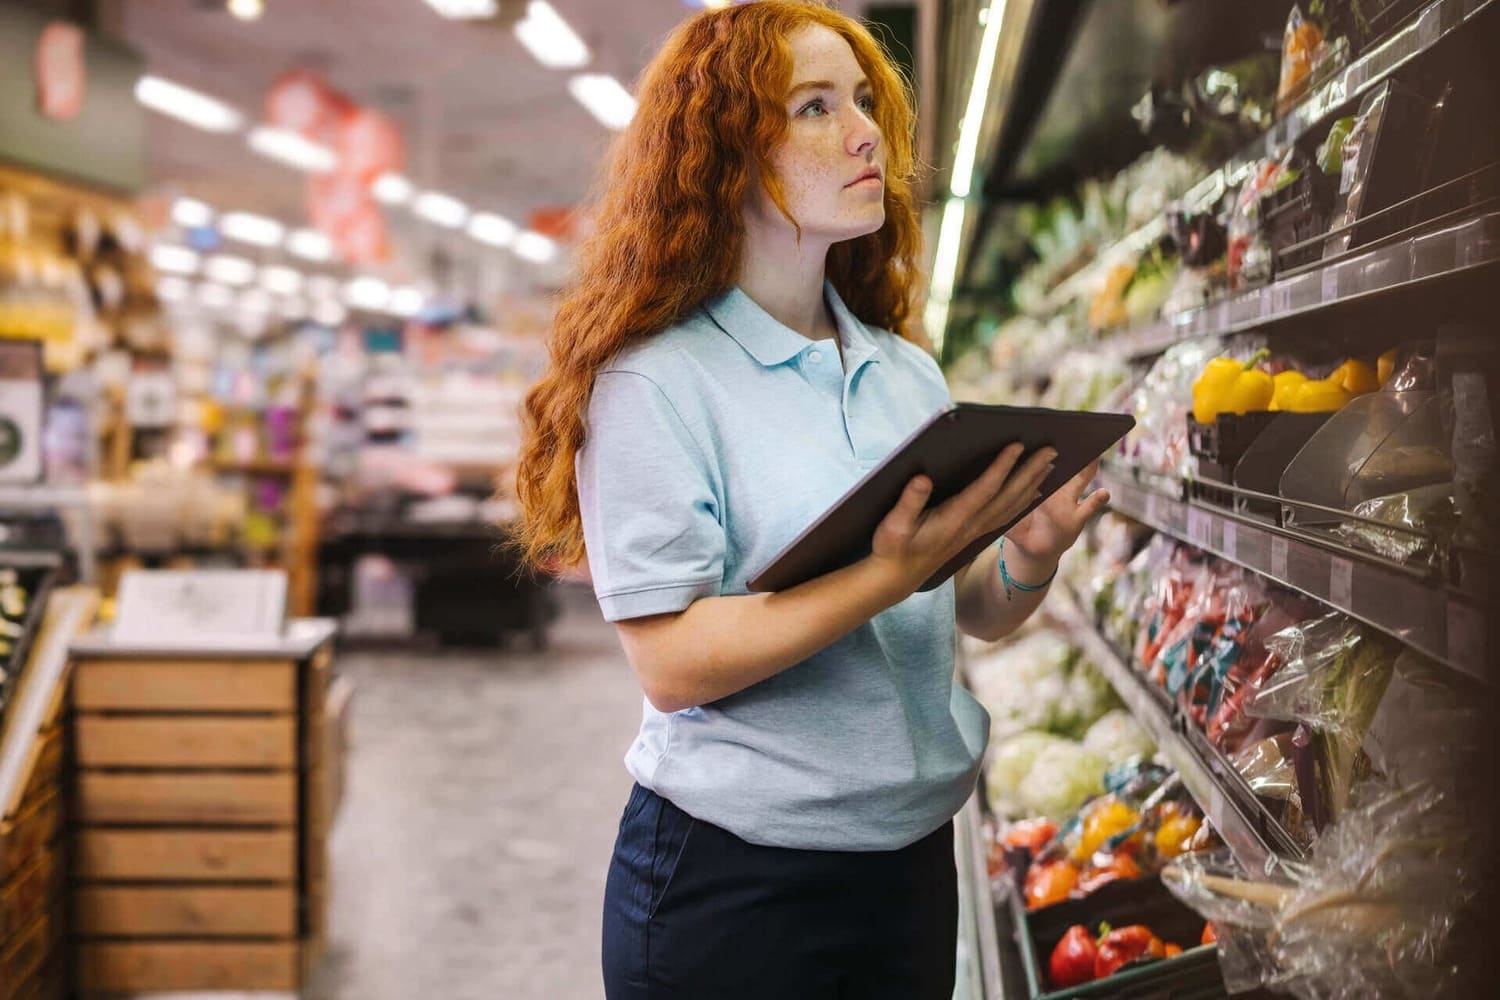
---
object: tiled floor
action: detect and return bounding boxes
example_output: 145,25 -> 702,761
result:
304,585 -> 641,1000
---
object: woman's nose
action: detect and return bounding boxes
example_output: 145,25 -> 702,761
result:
845,109 -> 880,157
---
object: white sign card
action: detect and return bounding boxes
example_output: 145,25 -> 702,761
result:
112,569 -> 287,646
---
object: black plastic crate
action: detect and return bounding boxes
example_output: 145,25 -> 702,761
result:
1263,165 -> 1338,276
1187,412 -> 1279,486
1012,874 -> 1228,999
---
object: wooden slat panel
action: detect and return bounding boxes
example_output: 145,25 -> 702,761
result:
75,716 -> 296,769
77,941 -> 300,992
72,660 -> 295,712
0,908 -> 51,995
75,772 -> 296,826
0,792 -> 62,882
74,828 -> 296,882
74,885 -> 296,937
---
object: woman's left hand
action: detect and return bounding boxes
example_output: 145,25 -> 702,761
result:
1003,459 -> 1111,571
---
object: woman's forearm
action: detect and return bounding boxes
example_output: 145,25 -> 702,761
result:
614,556 -> 911,713
953,539 -> 1055,643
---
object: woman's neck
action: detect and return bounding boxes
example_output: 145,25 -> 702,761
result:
736,225 -> 837,343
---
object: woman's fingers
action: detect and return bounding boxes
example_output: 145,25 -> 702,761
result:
974,447 -> 1055,529
876,475 -> 933,542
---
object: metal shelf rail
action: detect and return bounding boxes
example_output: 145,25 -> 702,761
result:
1099,468 -> 1489,684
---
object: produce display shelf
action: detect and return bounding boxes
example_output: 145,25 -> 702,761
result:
1112,209 -> 1500,359
1251,0 -> 1494,167
1099,468 -> 1489,684
1050,586 -> 1304,880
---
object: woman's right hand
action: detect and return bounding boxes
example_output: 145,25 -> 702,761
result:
869,442 -> 1057,595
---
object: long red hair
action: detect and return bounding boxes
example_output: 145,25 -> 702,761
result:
514,0 -> 925,572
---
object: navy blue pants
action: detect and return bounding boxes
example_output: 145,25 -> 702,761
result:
601,784 -> 958,999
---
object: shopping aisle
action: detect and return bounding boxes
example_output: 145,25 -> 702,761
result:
305,584 -> 641,1000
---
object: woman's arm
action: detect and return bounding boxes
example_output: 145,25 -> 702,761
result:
616,443 -> 1057,712
954,460 -> 1110,643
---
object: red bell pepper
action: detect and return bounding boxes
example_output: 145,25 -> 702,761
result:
1095,925 -> 1167,979
1048,925 -> 1098,989
1003,818 -> 1058,856
1202,922 -> 1217,945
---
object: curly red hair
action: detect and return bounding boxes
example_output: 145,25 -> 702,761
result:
514,0 -> 925,572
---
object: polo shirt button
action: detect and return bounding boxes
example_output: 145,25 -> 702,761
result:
808,350 -> 822,364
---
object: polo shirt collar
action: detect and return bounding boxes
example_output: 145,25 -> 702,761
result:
704,282 -> 881,370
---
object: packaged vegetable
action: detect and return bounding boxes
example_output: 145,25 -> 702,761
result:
986,731 -> 1071,818
1153,802 -> 1202,859
1276,5 -> 1324,109
1017,740 -> 1110,821
1002,817 -> 1059,856
1069,795 -> 1144,864
1076,850 -> 1142,894
1024,858 -> 1080,911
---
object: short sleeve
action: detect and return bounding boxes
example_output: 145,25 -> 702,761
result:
577,370 -> 726,622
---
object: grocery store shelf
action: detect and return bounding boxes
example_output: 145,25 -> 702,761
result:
1253,0 -> 1495,166
1113,210 -> 1500,359
1050,586 -> 1305,880
1100,468 -> 1490,684
209,458 -> 298,477
955,795 -> 1005,1000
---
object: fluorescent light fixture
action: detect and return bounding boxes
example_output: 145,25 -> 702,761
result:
220,211 -> 285,248
280,296 -> 310,319
306,275 -> 342,300
228,0 -> 265,20
287,228 -> 334,262
568,74 -> 635,130
239,288 -> 274,314
515,1 -> 589,69
135,74 -> 245,133
313,299 -> 347,326
512,230 -> 557,263
345,276 -> 391,310
149,244 -> 200,275
390,286 -> 424,317
373,173 -> 414,205
423,0 -> 498,18
412,191 -> 469,228
467,211 -> 518,247
925,197 -> 967,354
260,265 -> 304,295
205,254 -> 256,286
155,276 -> 191,302
197,282 -> 235,309
248,126 -> 338,173
171,198 -> 214,228
949,0 -> 1007,199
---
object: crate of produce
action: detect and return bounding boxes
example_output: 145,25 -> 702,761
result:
1011,874 -> 1226,998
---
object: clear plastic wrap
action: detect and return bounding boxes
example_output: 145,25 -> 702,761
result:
1163,775 -> 1476,999
1332,481 -> 1456,568
1118,339 -> 1218,477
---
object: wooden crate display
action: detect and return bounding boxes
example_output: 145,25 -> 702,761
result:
70,638 -> 335,995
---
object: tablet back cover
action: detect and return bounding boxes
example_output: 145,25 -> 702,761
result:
746,403 -> 1134,594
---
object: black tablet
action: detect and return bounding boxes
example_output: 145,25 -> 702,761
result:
745,403 -> 1135,594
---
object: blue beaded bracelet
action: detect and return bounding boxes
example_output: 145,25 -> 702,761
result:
998,537 -> 1057,600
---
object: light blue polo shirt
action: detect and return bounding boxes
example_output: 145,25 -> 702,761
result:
576,282 -> 989,851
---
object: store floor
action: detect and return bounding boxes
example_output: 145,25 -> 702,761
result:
305,583 -> 641,1000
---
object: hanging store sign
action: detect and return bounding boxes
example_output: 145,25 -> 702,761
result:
0,6 -> 145,192
0,341 -> 44,484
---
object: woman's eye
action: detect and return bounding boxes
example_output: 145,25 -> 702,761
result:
857,95 -> 876,113
797,99 -> 827,118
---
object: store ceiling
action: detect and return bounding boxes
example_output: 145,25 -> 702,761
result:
104,0 -> 826,281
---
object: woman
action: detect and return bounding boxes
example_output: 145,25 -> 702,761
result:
515,2 -> 1107,996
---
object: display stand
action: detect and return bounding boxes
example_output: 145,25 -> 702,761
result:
66,617 -> 340,994
0,586 -> 101,1000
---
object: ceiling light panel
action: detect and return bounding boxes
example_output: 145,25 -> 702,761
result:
515,2 -> 589,69
135,75 -> 245,133
149,245 -> 200,275
205,254 -> 256,286
373,173 -> 414,205
423,0 -> 498,18
467,212 -> 518,247
568,74 -> 635,130
171,198 -> 214,228
512,231 -> 557,263
260,265 -> 304,295
220,211 -> 285,248
248,126 -> 338,173
390,286 -> 425,317
412,191 -> 469,228
287,229 -> 334,262
345,276 -> 392,310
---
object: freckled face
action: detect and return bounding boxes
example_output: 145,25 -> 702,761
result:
746,25 -> 887,243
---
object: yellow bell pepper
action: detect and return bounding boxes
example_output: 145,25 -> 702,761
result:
1330,359 -> 1379,395
1269,370 -> 1308,411
1191,348 -> 1272,423
1286,378 -> 1353,413
1153,805 -> 1202,859
1377,349 -> 1397,386
1070,797 -> 1143,864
